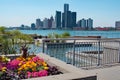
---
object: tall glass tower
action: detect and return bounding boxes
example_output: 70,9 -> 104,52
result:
64,4 -> 69,12
62,3 -> 76,29
55,11 -> 61,29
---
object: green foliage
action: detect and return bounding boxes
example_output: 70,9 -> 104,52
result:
61,32 -> 70,38
0,26 -> 33,55
48,32 -> 70,38
0,26 -> 6,34
47,32 -> 70,43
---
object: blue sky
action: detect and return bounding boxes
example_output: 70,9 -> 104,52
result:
0,0 -> 120,27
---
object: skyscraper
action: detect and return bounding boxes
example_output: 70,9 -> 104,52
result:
62,13 -> 65,28
66,11 -> 72,28
71,12 -> 77,27
64,4 -> 69,12
43,18 -> 48,29
62,4 -> 76,29
48,16 -> 54,29
81,18 -> 86,29
87,18 -> 93,30
36,18 -> 41,29
64,4 -> 69,28
55,11 -> 61,29
115,21 -> 120,29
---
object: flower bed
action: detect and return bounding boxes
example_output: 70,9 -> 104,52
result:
0,55 -> 62,80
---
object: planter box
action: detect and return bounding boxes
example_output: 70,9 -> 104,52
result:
0,54 -> 96,80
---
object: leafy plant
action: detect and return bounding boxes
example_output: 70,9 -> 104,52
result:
47,32 -> 70,43
0,26 -> 33,58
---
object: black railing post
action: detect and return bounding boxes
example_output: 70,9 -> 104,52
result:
119,41 -> 120,63
73,39 -> 76,66
42,40 -> 45,53
97,38 -> 101,66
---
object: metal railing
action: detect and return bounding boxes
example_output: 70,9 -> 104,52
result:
42,38 -> 120,68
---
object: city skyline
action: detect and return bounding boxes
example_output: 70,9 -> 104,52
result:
0,0 -> 120,27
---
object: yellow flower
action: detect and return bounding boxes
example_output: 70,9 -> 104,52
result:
18,62 -> 23,66
31,62 -> 37,67
44,67 -> 49,70
2,67 -> 7,72
29,65 -> 33,68
26,57 -> 31,61
42,62 -> 47,67
23,58 -> 26,61
23,64 -> 27,68
32,68 -> 36,71
18,67 -> 22,71
2,67 -> 7,70
2,69 -> 6,72
24,67 -> 28,70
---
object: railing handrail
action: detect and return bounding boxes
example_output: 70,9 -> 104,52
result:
41,37 -> 120,69
42,38 -> 120,42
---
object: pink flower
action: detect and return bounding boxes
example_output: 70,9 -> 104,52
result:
38,70 -> 48,77
32,56 -> 44,62
27,71 -> 32,78
32,72 -> 38,77
7,59 -> 20,70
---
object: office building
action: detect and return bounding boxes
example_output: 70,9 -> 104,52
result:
48,16 -> 54,29
71,12 -> 77,27
81,18 -> 86,29
87,18 -> 93,30
55,11 -> 61,29
52,20 -> 56,29
43,18 -> 48,29
62,13 -> 65,28
62,4 -> 77,29
36,18 -> 42,29
115,21 -> 120,29
64,4 -> 69,12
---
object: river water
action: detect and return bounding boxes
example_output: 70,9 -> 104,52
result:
20,30 -> 120,38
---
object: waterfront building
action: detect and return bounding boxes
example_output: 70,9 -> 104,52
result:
66,11 -> 72,28
55,11 -> 61,29
62,4 -> 69,29
81,18 -> 87,29
87,18 -> 93,30
115,21 -> 120,29
64,4 -> 69,12
31,23 -> 36,30
62,12 -> 65,28
43,18 -> 48,29
77,20 -> 81,27
36,18 -> 42,29
48,16 -> 54,29
62,4 -> 77,29
71,12 -> 77,28
52,20 -> 56,29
